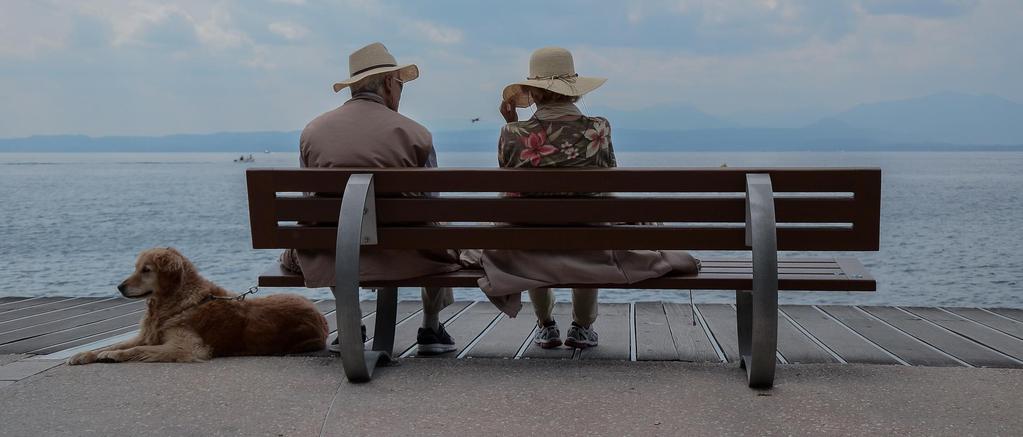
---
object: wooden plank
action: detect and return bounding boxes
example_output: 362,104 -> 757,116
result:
0,300 -> 145,346
0,298 -> 129,334
989,308 -> 1023,323
695,304 -> 741,363
0,310 -> 144,354
833,257 -> 874,281
466,312 -> 537,359
864,307 -> 1019,368
662,303 -> 719,362
522,302 -> 574,359
699,267 -> 843,275
634,302 -> 679,361
945,308 -> 1023,340
0,297 -> 29,307
0,298 -> 82,322
0,297 -> 53,312
246,168 -> 280,249
262,260 -> 876,292
392,301 -> 471,356
258,263 -> 305,288
31,325 -> 140,355
251,167 -> 881,194
276,196 -> 861,224
904,307 -> 1023,362
579,303 -> 630,360
322,301 -> 379,335
701,261 -> 840,269
820,306 -> 960,367
776,313 -> 839,364
412,302 -> 501,358
363,301 -> 420,342
275,225 -> 874,252
781,306 -> 899,365
357,269 -> 875,292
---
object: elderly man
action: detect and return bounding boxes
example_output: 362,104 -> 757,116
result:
280,42 -> 462,354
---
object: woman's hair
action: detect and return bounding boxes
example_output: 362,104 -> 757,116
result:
529,87 -> 580,105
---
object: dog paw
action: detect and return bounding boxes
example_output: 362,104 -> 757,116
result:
95,351 -> 120,363
67,351 -> 98,366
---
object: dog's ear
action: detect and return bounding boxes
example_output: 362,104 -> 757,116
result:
151,248 -> 185,274
151,248 -> 186,295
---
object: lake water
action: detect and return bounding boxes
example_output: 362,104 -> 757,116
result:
1,151 -> 1020,308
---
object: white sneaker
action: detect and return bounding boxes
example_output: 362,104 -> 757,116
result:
534,322 -> 562,349
565,322 -> 598,348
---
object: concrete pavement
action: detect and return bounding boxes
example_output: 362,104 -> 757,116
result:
1,355 -> 1020,436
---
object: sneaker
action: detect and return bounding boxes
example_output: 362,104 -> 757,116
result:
565,322 -> 598,349
328,324 -> 367,354
533,321 -> 562,349
417,323 -> 457,355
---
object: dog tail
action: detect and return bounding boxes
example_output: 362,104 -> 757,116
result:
317,312 -> 329,338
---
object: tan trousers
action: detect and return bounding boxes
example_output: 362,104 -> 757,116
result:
529,288 -> 598,327
286,250 -> 453,315
419,287 -> 454,315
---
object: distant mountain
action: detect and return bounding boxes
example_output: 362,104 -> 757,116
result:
834,92 -> 1023,145
0,131 -> 301,153
3,92 -> 1023,152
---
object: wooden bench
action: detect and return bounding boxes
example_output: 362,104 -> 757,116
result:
246,167 -> 881,388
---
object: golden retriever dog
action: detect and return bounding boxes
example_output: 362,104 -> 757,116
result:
68,247 -> 327,365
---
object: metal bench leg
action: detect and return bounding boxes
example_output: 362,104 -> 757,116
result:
736,289 -> 752,369
333,174 -> 389,383
372,287 -> 398,357
739,174 -> 779,389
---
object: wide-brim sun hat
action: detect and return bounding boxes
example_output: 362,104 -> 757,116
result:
502,47 -> 607,108
332,42 -> 419,93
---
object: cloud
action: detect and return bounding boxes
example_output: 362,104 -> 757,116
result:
860,0 -> 978,18
268,21 -> 309,41
0,0 -> 1021,137
0,1 -> 72,57
412,21 -> 463,44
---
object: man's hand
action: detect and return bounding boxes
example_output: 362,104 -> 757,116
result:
500,100 -> 518,123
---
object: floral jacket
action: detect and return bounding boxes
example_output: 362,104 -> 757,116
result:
498,116 -> 616,169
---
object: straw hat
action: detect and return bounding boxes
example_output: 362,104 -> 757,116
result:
332,42 -> 419,93
502,47 -> 607,108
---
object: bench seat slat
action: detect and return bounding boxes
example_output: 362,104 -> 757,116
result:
258,258 -> 876,292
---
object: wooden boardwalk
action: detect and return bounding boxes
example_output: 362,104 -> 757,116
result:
1,296 -> 1022,368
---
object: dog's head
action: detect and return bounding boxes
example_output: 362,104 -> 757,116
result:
118,247 -> 193,299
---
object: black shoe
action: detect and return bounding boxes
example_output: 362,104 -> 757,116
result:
416,323 -> 457,355
328,325 -> 367,353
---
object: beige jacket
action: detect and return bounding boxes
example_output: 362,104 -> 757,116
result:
284,93 -> 462,288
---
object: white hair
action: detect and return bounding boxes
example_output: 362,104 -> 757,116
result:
350,72 -> 392,95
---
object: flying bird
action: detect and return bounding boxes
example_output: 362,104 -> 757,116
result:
471,117 -> 480,123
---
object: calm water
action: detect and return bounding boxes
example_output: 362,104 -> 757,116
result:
1,151 -> 1020,308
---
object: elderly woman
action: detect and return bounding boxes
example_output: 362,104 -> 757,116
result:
477,47 -> 699,349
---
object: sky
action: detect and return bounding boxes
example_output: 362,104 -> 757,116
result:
1,0 -> 1021,137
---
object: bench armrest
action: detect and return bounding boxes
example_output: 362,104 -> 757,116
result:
740,173 -> 779,388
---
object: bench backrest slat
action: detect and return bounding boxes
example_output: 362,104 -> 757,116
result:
247,168 -> 881,252
274,197 -> 860,224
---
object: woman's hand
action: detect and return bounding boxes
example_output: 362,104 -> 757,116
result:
500,100 -> 518,123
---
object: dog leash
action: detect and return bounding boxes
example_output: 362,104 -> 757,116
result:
202,286 -> 259,303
